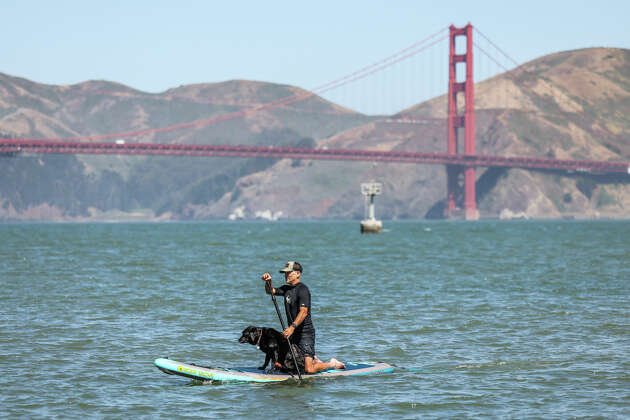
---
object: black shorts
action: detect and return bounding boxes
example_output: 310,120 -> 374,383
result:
295,334 -> 315,358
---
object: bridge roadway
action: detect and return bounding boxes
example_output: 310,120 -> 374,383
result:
1,139 -> 629,175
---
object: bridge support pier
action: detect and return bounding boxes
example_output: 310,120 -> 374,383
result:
464,167 -> 478,220
445,23 -> 478,220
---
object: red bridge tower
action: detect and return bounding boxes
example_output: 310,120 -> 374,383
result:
446,23 -> 479,220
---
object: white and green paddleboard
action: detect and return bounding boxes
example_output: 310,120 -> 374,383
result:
155,358 -> 394,383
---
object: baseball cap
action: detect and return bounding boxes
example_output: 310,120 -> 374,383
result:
279,261 -> 303,273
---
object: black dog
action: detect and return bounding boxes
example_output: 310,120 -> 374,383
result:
238,326 -> 304,374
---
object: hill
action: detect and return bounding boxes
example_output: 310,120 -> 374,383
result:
0,76 -> 374,220
202,47 -> 630,220
0,47 -> 629,220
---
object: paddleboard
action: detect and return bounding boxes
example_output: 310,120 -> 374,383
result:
155,358 -> 393,383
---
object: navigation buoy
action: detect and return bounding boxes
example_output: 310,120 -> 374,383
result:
360,182 -> 382,234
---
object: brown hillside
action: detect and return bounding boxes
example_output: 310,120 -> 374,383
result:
0,47 -> 628,220
0,73 -> 374,220
203,48 -> 630,220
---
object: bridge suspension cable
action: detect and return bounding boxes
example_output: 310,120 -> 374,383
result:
0,27 -> 449,144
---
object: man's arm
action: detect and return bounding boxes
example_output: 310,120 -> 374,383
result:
293,306 -> 308,327
262,272 -> 275,295
283,306 -> 308,338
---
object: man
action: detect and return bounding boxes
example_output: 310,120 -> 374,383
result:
262,261 -> 345,373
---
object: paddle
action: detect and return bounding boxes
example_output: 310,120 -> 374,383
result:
267,282 -> 303,381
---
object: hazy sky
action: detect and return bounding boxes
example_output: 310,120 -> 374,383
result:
2,0 -> 628,114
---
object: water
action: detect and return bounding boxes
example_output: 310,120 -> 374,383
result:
1,220 -> 629,418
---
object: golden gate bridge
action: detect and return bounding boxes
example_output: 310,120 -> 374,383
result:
1,24 -> 628,219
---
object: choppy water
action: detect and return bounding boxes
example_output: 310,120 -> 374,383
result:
1,220 -> 629,418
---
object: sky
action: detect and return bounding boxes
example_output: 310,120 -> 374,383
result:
1,0 -> 629,115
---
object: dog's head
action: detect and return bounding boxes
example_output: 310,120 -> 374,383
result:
238,326 -> 261,345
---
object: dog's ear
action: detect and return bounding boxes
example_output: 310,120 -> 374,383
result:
249,326 -> 260,344
240,326 -> 254,343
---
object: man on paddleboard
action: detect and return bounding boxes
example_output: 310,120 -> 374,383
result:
262,261 -> 345,374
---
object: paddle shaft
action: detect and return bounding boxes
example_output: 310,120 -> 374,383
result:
270,292 -> 303,381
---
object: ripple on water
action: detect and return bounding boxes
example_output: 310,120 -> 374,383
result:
1,221 -> 629,418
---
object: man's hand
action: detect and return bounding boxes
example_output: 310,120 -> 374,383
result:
282,326 -> 295,339
262,272 -> 274,295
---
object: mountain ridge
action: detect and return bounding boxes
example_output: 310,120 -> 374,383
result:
1,47 -> 629,221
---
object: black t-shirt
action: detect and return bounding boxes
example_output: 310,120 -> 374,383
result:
275,282 -> 315,337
